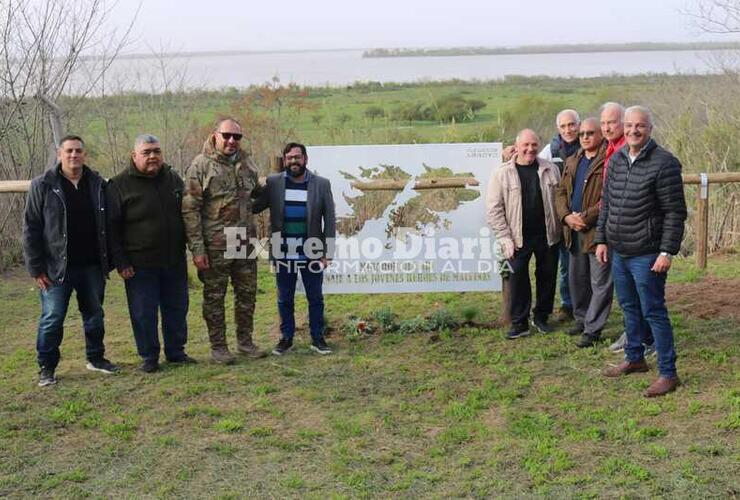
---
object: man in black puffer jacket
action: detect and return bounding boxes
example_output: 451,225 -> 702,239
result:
594,105 -> 687,397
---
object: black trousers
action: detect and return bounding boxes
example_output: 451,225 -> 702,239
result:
508,234 -> 558,329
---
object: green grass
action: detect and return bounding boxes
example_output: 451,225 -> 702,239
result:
0,255 -> 738,497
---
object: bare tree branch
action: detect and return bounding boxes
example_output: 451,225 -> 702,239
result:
685,0 -> 740,33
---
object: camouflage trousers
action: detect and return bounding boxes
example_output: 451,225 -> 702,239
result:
198,250 -> 257,349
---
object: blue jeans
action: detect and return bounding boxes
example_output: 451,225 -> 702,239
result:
274,260 -> 325,342
611,252 -> 677,378
556,241 -> 572,309
36,264 -> 106,370
124,262 -> 189,362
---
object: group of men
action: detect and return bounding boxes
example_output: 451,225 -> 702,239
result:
23,118 -> 336,387
23,106 -> 688,398
486,102 -> 687,397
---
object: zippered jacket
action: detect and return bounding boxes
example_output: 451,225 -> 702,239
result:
23,165 -> 110,282
182,138 -> 261,256
594,139 -> 687,256
486,155 -> 562,252
107,162 -> 186,270
555,140 -> 607,253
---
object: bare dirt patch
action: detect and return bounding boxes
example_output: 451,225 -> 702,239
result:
666,276 -> 740,320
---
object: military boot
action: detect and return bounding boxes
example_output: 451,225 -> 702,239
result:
211,346 -> 235,364
236,332 -> 267,359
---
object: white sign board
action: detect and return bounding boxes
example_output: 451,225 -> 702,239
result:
307,143 -> 503,294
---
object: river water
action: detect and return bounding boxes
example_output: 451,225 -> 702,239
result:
80,48 -> 734,92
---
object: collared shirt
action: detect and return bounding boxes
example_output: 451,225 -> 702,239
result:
570,155 -> 593,213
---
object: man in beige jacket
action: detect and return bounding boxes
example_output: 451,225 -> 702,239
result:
487,129 -> 562,339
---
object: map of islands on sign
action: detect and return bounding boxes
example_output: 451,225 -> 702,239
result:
338,164 -> 480,243
306,143 -> 503,294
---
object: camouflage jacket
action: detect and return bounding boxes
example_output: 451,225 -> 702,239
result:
182,138 -> 261,256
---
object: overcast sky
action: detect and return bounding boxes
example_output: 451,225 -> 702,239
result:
109,0 -> 738,54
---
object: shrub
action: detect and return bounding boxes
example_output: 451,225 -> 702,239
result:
371,307 -> 398,332
426,308 -> 459,331
364,105 -> 386,120
397,317 -> 427,335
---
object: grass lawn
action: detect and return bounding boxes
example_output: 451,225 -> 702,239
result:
0,254 -> 738,498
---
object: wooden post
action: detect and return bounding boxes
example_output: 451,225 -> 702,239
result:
696,173 -> 709,269
269,155 -> 283,173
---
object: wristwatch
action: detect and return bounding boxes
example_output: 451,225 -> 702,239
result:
659,251 -> 673,261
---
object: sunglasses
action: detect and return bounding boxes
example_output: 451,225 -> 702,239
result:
578,130 -> 597,138
218,132 -> 243,141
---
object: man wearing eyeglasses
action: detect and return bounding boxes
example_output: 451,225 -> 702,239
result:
252,142 -> 336,356
108,134 -> 194,373
182,118 -> 265,364
595,106 -> 687,397
555,119 -> 613,348
502,110 -> 580,324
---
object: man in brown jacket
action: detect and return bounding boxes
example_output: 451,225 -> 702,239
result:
486,129 -> 561,339
555,118 -> 613,347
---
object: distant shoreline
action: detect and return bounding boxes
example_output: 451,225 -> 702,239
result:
94,41 -> 740,62
107,48 -> 362,61
362,42 -> 740,58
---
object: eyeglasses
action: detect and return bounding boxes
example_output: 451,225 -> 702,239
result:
578,130 -> 597,138
218,132 -> 242,141
138,148 -> 162,156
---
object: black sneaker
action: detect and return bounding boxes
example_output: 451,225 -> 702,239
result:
86,358 -> 120,374
506,325 -> 531,340
310,338 -> 332,355
531,317 -> 553,334
38,367 -> 57,387
272,337 -> 293,356
168,354 -> 197,364
139,359 -> 159,373
576,331 -> 602,348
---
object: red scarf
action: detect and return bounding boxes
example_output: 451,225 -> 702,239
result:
603,135 -> 626,184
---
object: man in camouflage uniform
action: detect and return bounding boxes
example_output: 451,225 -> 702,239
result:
182,118 -> 265,363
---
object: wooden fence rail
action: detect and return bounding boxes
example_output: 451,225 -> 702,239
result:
2,172 -> 740,269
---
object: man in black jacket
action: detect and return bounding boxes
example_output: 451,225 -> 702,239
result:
23,135 -> 120,387
595,106 -> 687,397
108,134 -> 194,373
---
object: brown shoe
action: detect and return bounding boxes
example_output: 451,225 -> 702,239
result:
602,359 -> 649,377
236,341 -> 267,359
211,347 -> 235,364
644,376 -> 680,397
